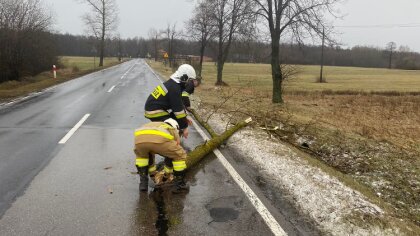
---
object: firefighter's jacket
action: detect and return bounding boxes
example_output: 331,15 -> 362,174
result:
144,79 -> 188,129
134,122 -> 180,145
182,80 -> 195,108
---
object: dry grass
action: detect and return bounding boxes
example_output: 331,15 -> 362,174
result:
286,65 -> 420,92
149,60 -> 420,229
0,56 -> 121,102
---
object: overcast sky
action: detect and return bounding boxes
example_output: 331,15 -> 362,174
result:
45,0 -> 420,52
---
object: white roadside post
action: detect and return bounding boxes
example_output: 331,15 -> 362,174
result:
53,65 -> 57,79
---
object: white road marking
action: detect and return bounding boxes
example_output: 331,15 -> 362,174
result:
58,114 -> 90,144
144,62 -> 163,82
121,62 -> 137,80
191,120 -> 287,236
107,85 -> 116,93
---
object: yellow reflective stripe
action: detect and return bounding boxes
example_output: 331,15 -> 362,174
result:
164,165 -> 173,174
157,85 -> 167,96
136,158 -> 149,167
148,165 -> 157,173
175,113 -> 187,119
159,124 -> 173,129
144,111 -> 169,118
182,92 -> 190,97
134,130 -> 174,140
173,160 -> 187,171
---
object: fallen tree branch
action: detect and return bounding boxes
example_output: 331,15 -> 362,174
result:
186,117 -> 252,168
189,108 -> 218,138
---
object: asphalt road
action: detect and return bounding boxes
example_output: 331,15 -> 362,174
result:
0,59 -> 319,235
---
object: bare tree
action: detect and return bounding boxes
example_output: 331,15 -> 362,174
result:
80,0 -> 118,67
148,28 -> 160,61
162,23 -> 179,67
253,0 -> 341,103
0,0 -> 55,82
186,0 -> 215,77
387,41 -> 396,69
209,0 -> 256,85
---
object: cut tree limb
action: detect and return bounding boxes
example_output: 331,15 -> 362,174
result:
186,116 -> 252,169
189,108 -> 218,138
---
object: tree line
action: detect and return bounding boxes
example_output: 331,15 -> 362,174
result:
53,33 -> 420,71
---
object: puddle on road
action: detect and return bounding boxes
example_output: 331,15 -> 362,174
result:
208,207 -> 239,222
206,196 -> 243,224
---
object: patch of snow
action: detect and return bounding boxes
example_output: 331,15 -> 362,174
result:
202,112 -> 399,236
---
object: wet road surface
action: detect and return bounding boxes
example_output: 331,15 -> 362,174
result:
0,59 -> 319,235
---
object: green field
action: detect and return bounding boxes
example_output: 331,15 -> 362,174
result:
194,62 -> 420,92
59,56 -> 120,71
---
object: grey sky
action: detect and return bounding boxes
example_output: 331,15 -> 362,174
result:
45,0 -> 420,52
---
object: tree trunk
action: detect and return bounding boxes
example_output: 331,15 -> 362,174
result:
99,36 -> 104,67
271,37 -> 283,103
168,38 -> 172,67
216,33 -> 225,85
154,37 -> 158,61
216,56 -> 224,85
198,43 -> 205,77
389,49 -> 393,69
99,7 -> 105,67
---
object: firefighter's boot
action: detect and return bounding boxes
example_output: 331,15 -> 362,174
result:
137,166 -> 149,192
172,170 -> 189,194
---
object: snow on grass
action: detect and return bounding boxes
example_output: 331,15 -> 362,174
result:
202,111 -> 399,235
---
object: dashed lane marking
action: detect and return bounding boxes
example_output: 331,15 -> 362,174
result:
58,114 -> 90,144
120,62 -> 137,79
107,85 -> 116,93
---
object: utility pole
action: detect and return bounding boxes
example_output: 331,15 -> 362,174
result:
389,46 -> 393,69
387,41 -> 396,69
319,26 -> 325,83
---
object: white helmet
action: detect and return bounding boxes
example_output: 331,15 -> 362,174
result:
164,118 -> 179,130
170,64 -> 196,83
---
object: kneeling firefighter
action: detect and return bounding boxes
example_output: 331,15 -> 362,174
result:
134,118 -> 189,193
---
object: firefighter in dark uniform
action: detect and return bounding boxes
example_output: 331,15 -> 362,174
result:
143,64 -> 196,185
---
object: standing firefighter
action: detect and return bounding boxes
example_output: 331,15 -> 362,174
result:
144,64 -> 197,135
134,118 -> 189,193
144,64 -> 196,177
